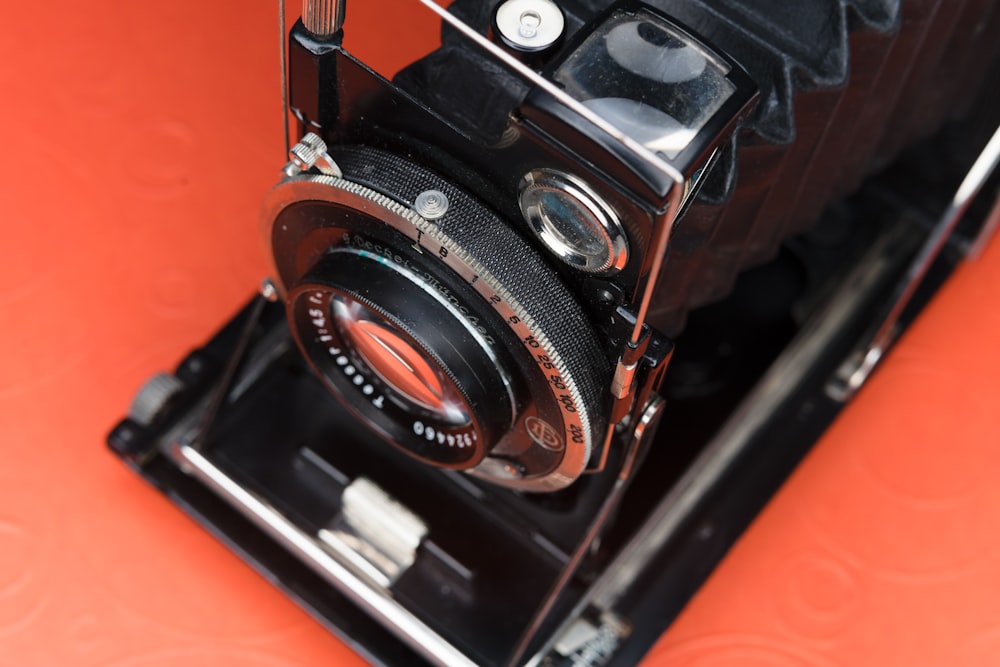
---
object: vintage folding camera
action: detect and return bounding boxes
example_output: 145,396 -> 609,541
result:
109,0 -> 1000,665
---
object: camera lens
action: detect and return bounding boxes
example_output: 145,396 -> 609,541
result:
290,248 -> 512,469
266,147 -> 609,491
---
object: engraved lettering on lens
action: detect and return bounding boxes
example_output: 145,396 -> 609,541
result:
525,416 -> 564,452
330,294 -> 472,426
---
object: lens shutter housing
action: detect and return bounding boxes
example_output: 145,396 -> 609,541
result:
265,146 -> 610,491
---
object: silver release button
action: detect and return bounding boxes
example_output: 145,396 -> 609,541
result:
495,0 -> 565,52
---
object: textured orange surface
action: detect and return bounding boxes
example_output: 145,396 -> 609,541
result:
2,2 -> 999,666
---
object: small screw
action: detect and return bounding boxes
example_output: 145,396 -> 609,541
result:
414,190 -> 449,220
288,142 -> 319,171
260,278 -> 280,302
518,10 -> 542,38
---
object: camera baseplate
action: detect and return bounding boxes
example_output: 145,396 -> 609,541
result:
109,185 -> 971,666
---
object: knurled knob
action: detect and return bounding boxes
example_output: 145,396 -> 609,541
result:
128,372 -> 184,426
303,0 -> 345,39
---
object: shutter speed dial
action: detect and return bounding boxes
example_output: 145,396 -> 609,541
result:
266,146 -> 609,491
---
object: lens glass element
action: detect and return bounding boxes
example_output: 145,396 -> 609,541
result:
552,9 -> 736,159
519,170 -> 628,273
535,188 -> 609,256
331,295 -> 471,426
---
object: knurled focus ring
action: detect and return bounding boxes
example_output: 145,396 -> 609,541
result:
266,146 -> 609,491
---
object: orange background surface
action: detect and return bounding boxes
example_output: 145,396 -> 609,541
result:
2,2 -> 1000,666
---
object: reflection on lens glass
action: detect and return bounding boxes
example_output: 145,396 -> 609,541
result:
331,296 -> 471,425
536,188 -> 609,257
582,97 -> 697,158
605,20 -> 707,83
519,169 -> 627,273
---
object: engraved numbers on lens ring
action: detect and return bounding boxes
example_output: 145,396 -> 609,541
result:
412,420 -> 477,448
306,291 -> 384,410
403,216 -> 591,462
342,225 -> 591,463
302,288 -> 477,444
341,232 -> 498,346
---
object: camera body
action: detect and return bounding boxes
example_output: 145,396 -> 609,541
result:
109,0 -> 1000,665
269,0 -> 756,490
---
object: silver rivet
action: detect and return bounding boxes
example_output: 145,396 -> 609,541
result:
260,278 -> 280,302
495,0 -> 564,52
414,190 -> 449,220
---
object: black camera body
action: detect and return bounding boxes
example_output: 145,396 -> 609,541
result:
272,0 -> 757,491
109,0 -> 1000,665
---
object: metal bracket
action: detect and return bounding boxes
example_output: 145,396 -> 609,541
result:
190,279 -> 277,452
318,477 -> 429,587
552,612 -> 630,666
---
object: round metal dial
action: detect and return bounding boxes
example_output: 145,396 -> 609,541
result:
519,169 -> 629,274
264,147 -> 608,491
494,0 -> 565,52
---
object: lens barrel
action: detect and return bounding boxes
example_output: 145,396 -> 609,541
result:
265,146 -> 609,490
289,249 -> 513,469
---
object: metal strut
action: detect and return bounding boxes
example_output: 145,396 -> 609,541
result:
190,280 -> 278,452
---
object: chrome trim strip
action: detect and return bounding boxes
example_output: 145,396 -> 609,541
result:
830,123 -> 1000,399
969,190 -> 1000,260
279,0 -> 290,155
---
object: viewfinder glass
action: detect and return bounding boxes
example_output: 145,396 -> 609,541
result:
553,9 -> 737,159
